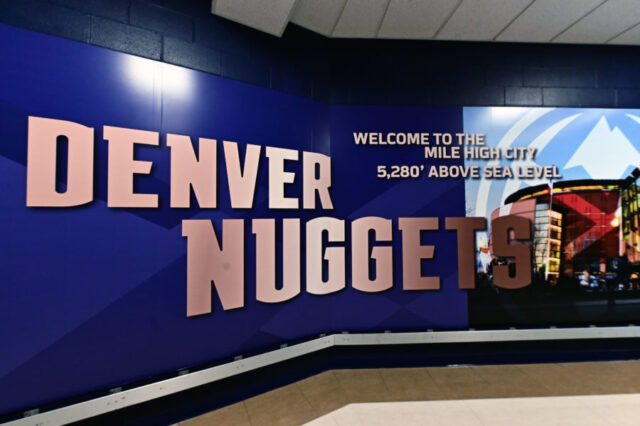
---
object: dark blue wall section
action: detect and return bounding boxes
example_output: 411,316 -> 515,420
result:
2,0 -> 640,419
1,0 -> 640,108
0,23 -> 468,416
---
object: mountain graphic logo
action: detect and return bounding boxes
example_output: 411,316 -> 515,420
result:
465,108 -> 640,220
564,116 -> 640,179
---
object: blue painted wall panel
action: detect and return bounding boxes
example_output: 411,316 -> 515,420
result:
0,24 -> 466,415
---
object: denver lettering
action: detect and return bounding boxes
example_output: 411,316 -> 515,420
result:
26,116 -> 334,210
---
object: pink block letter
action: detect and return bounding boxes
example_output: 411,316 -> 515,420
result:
266,146 -> 299,209
168,134 -> 217,208
306,217 -> 345,295
253,218 -> 301,303
104,125 -> 158,208
182,219 -> 245,316
26,116 -> 94,207
352,217 -> 393,292
303,151 -> 333,210
399,217 -> 440,290
224,141 -> 261,208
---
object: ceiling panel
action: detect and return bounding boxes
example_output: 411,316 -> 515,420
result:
497,0 -> 605,42
554,0 -> 640,44
609,22 -> 640,44
210,0 -> 640,46
332,0 -> 389,38
437,0 -> 531,41
211,0 -> 296,36
377,0 -> 460,39
290,0 -> 347,36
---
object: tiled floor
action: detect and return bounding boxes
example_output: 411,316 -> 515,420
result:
178,360 -> 640,426
306,394 -> 640,426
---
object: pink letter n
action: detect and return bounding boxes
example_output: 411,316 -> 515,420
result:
182,219 -> 245,316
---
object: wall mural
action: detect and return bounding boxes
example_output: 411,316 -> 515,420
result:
2,23 -> 639,415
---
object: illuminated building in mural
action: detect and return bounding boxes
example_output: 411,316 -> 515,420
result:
621,169 -> 640,263
492,178 -> 632,284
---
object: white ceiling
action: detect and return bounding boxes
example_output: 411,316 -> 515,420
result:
210,0 -> 640,45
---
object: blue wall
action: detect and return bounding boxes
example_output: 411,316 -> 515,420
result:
1,0 -> 640,108
2,0 -> 640,420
